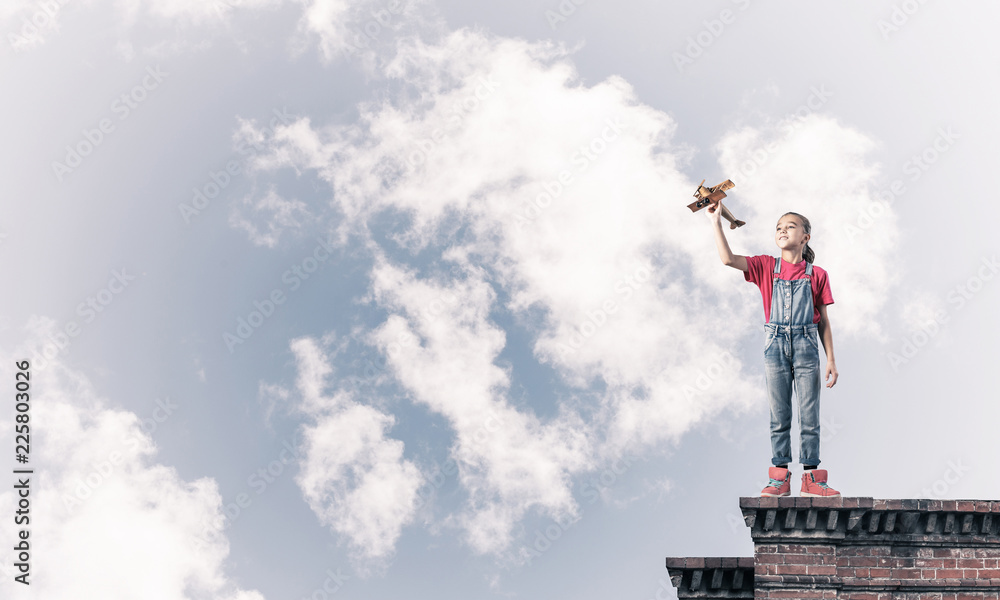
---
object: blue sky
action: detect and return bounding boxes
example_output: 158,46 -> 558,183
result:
1,1 -> 998,598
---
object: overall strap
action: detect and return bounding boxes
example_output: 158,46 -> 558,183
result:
805,261 -> 813,277
772,257 -> 782,278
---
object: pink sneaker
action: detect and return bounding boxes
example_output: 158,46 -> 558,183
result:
761,466 -> 791,497
801,469 -> 840,497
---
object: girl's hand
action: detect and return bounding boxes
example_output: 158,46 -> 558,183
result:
825,360 -> 838,388
705,201 -> 722,224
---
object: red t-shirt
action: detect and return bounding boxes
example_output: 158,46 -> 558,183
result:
743,255 -> 834,324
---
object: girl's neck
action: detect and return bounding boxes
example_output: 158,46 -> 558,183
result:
780,249 -> 805,264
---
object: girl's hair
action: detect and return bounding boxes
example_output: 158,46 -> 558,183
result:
781,212 -> 815,263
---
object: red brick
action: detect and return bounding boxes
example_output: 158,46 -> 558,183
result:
850,557 -> 878,567
774,564 -> 809,575
890,568 -> 922,579
787,554 -> 827,566
936,549 -> 961,557
757,553 -> 784,564
957,501 -> 976,511
778,543 -> 833,554
959,559 -> 986,568
810,496 -> 842,508
938,569 -> 964,578
869,568 -> 891,577
766,590 -> 827,599
808,565 -> 836,575
916,558 -> 948,568
981,569 -> 1000,578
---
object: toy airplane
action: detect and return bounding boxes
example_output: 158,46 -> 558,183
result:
687,179 -> 746,229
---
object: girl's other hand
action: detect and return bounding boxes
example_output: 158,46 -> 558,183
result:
825,361 -> 838,388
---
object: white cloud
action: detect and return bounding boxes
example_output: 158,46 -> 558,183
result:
229,187 -> 312,248
290,0 -> 431,63
715,111 -> 897,339
240,28 -> 895,557
285,337 -> 422,565
367,258 -> 593,555
0,317 -> 264,600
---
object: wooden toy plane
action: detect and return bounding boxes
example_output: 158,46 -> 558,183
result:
687,179 -> 745,229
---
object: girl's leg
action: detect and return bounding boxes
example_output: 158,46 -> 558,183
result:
764,329 -> 793,466
792,329 -> 823,466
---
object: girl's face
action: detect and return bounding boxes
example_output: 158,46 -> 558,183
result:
775,215 -> 809,253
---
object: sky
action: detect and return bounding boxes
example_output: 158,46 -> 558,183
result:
0,0 -> 998,598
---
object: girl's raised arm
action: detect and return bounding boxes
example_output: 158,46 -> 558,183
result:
707,203 -> 748,272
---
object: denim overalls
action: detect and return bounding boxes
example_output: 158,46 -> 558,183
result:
763,258 -> 822,467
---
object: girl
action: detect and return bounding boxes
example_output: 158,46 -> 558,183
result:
708,204 -> 840,497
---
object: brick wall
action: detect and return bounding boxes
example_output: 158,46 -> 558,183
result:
667,498 -> 1000,600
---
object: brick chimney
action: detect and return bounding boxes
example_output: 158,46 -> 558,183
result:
667,497 -> 1000,599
